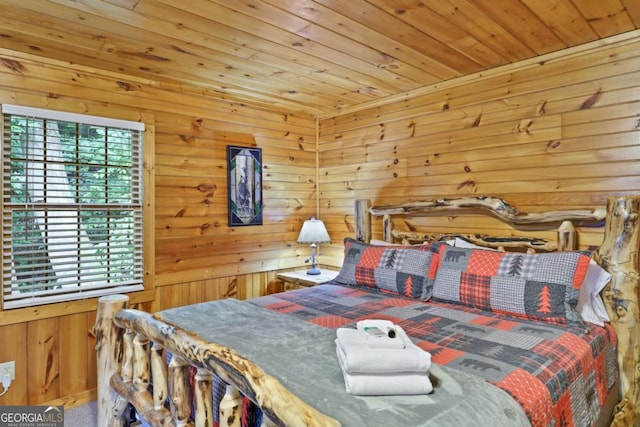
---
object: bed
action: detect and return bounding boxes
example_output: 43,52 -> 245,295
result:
94,195 -> 640,427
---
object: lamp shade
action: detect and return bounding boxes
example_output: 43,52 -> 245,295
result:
297,217 -> 331,244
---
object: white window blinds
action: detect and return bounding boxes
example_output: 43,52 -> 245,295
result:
1,105 -> 145,309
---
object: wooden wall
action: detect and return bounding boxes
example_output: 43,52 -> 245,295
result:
318,33 -> 640,263
0,48 -> 317,407
0,31 -> 638,410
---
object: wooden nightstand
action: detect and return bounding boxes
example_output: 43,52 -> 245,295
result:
276,269 -> 339,290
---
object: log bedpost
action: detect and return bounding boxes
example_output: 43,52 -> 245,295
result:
557,220 -> 576,251
150,343 -> 168,410
194,368 -> 214,427
94,294 -> 130,427
133,333 -> 151,393
219,385 -> 242,427
594,196 -> 640,426
168,354 -> 192,426
121,329 -> 135,383
355,199 -> 371,242
382,214 -> 393,243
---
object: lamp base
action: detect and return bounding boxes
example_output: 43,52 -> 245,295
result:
306,267 -> 321,275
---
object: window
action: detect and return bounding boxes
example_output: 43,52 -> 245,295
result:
1,105 -> 145,309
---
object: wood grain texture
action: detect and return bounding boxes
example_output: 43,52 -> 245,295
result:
318,35 -> 640,265
194,368 -> 214,427
0,2 -> 637,413
0,46 -> 308,403
98,304 -> 341,427
594,197 -> 640,425
27,318 -> 60,404
0,1 -> 637,114
59,313 -> 89,396
0,323 -> 27,405
94,294 -> 129,427
370,196 -> 606,224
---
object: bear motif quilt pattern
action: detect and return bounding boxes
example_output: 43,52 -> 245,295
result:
333,237 -> 439,300
252,284 -> 617,427
433,246 -> 590,325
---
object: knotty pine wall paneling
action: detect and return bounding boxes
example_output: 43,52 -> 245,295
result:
0,48 -> 317,407
1,29 -> 638,411
318,34 -> 640,264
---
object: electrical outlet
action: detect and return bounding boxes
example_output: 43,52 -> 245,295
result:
0,361 -> 15,381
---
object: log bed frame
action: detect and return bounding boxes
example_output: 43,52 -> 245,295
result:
95,195 -> 640,427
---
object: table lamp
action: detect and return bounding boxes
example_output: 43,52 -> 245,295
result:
297,217 -> 331,275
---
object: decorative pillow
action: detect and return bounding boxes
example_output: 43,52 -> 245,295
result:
334,238 -> 440,300
433,245 -> 591,325
444,237 -> 610,326
577,260 -> 611,326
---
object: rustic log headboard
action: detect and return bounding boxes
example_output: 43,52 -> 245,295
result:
95,195 -> 640,427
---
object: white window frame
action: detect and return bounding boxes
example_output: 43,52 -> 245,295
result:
1,104 -> 146,309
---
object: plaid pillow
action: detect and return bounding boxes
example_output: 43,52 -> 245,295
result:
334,238 -> 440,300
433,245 -> 591,325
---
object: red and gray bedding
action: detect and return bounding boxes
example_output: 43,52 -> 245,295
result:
156,238 -> 616,426
160,297 -> 531,427
251,283 -> 617,427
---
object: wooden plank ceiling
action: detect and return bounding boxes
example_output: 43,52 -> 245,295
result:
0,0 -> 639,116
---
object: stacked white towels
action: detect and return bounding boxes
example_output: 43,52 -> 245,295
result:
335,319 -> 433,395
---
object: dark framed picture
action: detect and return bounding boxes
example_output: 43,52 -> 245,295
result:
227,145 -> 263,226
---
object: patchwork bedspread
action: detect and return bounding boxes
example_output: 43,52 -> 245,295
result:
159,297 -> 530,427
251,283 -> 618,427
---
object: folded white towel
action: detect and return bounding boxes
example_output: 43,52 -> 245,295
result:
336,346 -> 434,395
336,328 -> 431,374
356,319 -> 405,349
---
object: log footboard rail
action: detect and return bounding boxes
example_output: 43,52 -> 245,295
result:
94,295 -> 340,427
94,195 -> 639,427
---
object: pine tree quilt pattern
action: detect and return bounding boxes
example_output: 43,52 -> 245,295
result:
334,238 -> 439,300
433,246 -> 591,325
252,284 -> 617,427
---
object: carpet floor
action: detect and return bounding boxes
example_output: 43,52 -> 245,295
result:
65,400 -> 97,426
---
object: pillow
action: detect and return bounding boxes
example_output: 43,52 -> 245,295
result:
433,245 -> 591,325
577,260 -> 611,326
334,238 -> 440,300
370,239 -> 430,246
444,238 -> 610,326
449,237 -> 496,250
369,239 -> 402,246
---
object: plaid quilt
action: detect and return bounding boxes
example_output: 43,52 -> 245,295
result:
251,283 -> 618,427
433,245 -> 590,325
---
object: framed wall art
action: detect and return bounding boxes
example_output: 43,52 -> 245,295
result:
227,145 -> 263,226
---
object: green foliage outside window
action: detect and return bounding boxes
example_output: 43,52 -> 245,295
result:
7,116 -> 138,294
